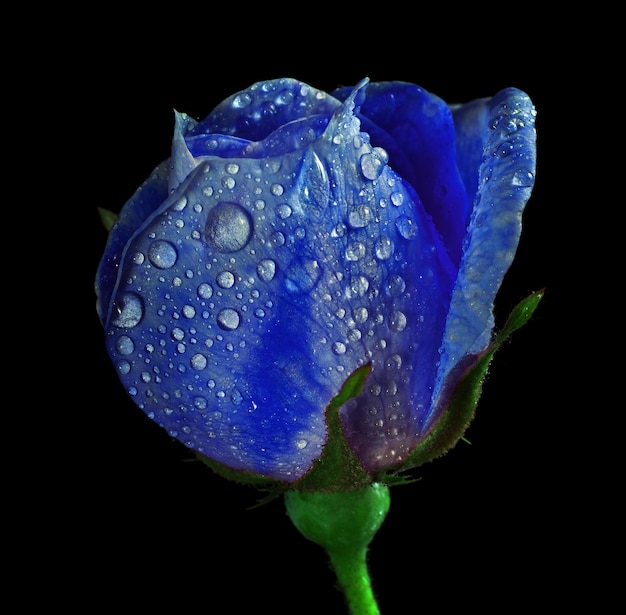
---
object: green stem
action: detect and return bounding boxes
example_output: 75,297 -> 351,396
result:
284,483 -> 390,615
327,545 -> 380,615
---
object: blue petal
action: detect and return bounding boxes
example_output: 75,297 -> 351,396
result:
100,81 -> 455,480
188,77 -> 341,142
95,160 -> 170,324
332,82 -> 470,266
434,88 -> 537,410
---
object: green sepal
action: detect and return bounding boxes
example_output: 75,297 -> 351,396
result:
195,453 -> 288,505
293,363 -> 373,493
194,364 -> 373,499
393,288 -> 544,475
98,207 -> 117,232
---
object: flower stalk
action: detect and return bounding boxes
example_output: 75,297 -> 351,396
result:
284,483 -> 390,615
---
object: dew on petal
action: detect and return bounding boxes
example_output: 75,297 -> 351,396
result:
148,240 -> 178,269
197,282 -> 213,299
256,258 -> 276,282
375,236 -> 393,260
111,292 -> 144,328
348,205 -> 373,228
205,202 -> 253,253
114,334 -> 135,356
216,271 -> 235,289
360,148 -> 387,180
388,310 -> 407,332
217,308 -> 240,330
190,353 -> 208,370
385,274 -> 406,297
395,216 -> 418,240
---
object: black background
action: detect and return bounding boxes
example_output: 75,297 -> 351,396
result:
28,15 -> 594,614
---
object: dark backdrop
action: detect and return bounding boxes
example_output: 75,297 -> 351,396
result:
31,17 -> 586,614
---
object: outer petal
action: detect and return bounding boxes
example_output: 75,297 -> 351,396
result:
433,88 -> 537,412
95,160 -> 170,324
99,81 -> 455,481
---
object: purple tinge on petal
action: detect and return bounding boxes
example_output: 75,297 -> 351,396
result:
431,87 -> 537,419
332,82 -> 470,267
99,80 -> 455,481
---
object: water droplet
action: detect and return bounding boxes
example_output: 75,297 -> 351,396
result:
205,202 -> 253,253
148,240 -> 178,269
256,258 -> 276,282
197,282 -> 213,299
388,310 -> 407,332
182,305 -> 196,318
345,241 -> 366,261
390,191 -> 404,207
114,334 -> 135,356
348,205 -> 373,228
375,236 -> 393,259
194,396 -> 208,410
117,360 -> 131,375
332,341 -> 347,355
511,170 -> 535,187
190,353 -> 207,370
172,195 -> 188,211
396,216 -> 417,240
349,275 -> 369,297
217,308 -> 240,330
331,222 -> 346,238
111,292 -> 144,328
353,307 -> 369,323
360,147 -> 387,180
276,203 -> 292,219
216,271 -> 235,289
386,354 -> 402,370
496,140 -> 514,157
270,231 -> 286,247
385,274 -> 406,297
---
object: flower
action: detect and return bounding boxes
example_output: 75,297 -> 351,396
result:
95,77 -> 537,488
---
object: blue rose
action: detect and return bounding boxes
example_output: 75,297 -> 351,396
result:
95,77 -> 537,487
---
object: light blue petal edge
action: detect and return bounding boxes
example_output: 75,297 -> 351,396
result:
433,88 -> 537,408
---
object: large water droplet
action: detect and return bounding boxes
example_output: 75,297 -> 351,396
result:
256,258 -> 276,282
348,205 -> 373,228
375,236 -> 393,259
217,308 -> 240,330
388,310 -> 407,332
360,147 -> 387,180
205,202 -> 253,253
216,271 -> 235,289
111,292 -> 144,328
115,334 -> 135,355
190,353 -> 208,370
148,240 -> 178,269
395,216 -> 417,240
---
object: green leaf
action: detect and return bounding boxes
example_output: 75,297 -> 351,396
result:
97,207 -> 117,232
